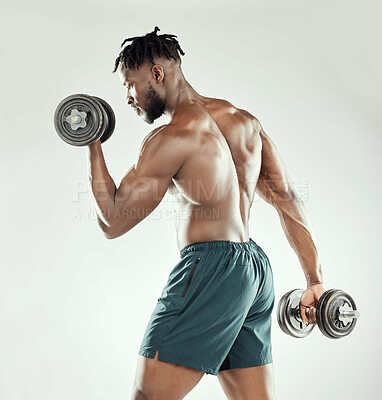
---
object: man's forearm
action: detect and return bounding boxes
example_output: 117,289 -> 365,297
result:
86,141 -> 117,227
275,190 -> 324,287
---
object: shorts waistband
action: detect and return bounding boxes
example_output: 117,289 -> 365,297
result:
180,238 -> 257,258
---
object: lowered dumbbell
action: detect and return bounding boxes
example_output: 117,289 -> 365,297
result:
277,288 -> 360,339
54,94 -> 116,146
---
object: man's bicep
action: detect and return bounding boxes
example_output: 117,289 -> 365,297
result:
114,165 -> 171,209
136,129 -> 186,180
115,127 -> 186,206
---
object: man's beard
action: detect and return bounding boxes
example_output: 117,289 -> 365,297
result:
143,82 -> 165,124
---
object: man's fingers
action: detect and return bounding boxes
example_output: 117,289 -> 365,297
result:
300,304 -> 309,325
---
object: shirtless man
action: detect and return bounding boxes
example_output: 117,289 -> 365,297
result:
87,26 -> 325,400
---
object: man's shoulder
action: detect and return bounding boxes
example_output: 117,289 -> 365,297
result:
141,123 -> 193,155
202,96 -> 262,129
139,124 -> 168,153
168,96 -> 235,129
149,97 -> 262,140
204,97 -> 263,137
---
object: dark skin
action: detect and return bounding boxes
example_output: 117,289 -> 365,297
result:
87,57 -> 325,400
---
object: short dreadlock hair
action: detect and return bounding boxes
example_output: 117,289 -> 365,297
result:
112,26 -> 186,73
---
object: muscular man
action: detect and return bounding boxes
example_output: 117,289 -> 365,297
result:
87,26 -> 325,400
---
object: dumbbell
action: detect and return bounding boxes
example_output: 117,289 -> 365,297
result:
277,288 -> 360,339
54,94 -> 116,146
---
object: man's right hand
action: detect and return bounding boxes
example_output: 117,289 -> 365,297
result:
299,283 -> 326,325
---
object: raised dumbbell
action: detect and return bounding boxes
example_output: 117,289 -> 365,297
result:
54,94 -> 116,146
277,288 -> 360,339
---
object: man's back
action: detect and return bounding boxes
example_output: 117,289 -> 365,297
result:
167,96 -> 262,250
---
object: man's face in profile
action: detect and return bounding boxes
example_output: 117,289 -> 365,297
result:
118,65 -> 165,124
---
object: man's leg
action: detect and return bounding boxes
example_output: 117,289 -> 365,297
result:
217,363 -> 276,400
131,349 -> 205,400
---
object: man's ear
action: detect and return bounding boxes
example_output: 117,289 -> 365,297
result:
151,64 -> 164,83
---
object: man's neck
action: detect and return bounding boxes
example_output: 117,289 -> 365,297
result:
163,76 -> 201,117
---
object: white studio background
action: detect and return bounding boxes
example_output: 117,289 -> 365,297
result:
1,0 -> 380,399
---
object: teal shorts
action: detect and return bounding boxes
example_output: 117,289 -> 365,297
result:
138,238 -> 275,376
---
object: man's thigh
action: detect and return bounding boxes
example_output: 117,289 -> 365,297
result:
131,349 -> 205,400
217,363 -> 276,400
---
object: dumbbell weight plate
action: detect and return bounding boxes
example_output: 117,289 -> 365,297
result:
277,290 -> 293,336
54,94 -> 107,146
92,96 -> 116,144
277,289 -> 315,338
315,288 -> 338,338
316,289 -> 358,339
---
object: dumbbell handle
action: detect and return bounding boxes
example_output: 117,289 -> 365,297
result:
341,310 -> 360,318
304,307 -> 360,325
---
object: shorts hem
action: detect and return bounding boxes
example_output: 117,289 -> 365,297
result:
138,347 -> 216,375
138,347 -> 273,377
226,356 -> 274,372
